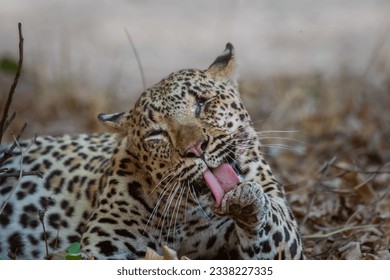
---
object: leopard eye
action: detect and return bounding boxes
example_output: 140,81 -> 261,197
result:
194,96 -> 208,117
194,96 -> 217,117
144,129 -> 167,142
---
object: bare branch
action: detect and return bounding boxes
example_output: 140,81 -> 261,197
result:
331,163 -> 390,175
0,132 -> 25,215
0,22 -> 24,144
124,28 -> 147,91
3,112 -> 16,132
303,223 -> 390,239
0,170 -> 43,179
0,122 -> 27,165
39,207 -> 50,258
0,130 -> 38,215
300,157 -> 336,227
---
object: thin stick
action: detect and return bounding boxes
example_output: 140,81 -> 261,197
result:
0,170 -> 43,179
39,207 -> 50,258
303,223 -> 390,239
0,132 -> 38,215
331,163 -> 390,175
0,133 -> 25,215
277,242 -> 283,260
3,112 -> 16,133
300,157 -> 337,227
0,23 -> 24,144
124,28 -> 147,91
0,122 -> 28,166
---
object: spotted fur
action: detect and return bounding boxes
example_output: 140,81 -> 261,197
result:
0,43 -> 304,259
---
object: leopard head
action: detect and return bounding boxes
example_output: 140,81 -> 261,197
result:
99,43 -> 255,207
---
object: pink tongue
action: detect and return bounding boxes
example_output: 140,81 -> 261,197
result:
203,163 -> 240,207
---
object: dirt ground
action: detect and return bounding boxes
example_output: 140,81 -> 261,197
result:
240,73 -> 390,259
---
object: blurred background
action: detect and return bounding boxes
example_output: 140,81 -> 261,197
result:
1,0 -> 389,259
1,0 -> 390,134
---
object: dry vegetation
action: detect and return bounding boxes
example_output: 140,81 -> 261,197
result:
0,31 -> 389,259
241,68 -> 390,259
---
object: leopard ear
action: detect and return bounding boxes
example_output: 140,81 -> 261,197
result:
98,112 -> 127,133
207,43 -> 236,80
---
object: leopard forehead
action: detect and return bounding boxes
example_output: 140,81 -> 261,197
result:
133,68 -> 240,128
98,42 -> 239,137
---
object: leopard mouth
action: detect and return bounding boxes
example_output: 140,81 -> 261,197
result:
192,153 -> 244,206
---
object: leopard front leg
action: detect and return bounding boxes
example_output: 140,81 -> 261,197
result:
213,181 -> 270,259
214,181 -> 304,259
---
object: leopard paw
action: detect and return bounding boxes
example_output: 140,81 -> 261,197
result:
213,181 -> 270,231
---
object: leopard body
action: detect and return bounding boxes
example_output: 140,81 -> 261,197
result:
0,43 -> 304,259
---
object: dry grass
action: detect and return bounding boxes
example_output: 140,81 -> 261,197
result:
1,51 -> 389,259
240,69 -> 390,259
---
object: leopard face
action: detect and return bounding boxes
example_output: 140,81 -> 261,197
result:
101,43 -> 254,207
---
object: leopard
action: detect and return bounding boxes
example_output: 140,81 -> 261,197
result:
0,43 -> 304,260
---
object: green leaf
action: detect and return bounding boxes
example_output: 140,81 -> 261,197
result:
66,242 -> 81,260
0,57 -> 18,74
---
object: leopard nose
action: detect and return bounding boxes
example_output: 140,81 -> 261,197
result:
185,138 -> 208,158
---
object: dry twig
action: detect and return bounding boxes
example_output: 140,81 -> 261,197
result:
0,22 -> 24,144
0,170 -> 44,179
300,157 -> 337,227
0,132 -> 39,215
124,28 -> 147,91
0,122 -> 27,166
331,163 -> 390,175
39,207 -> 50,258
0,133 -> 25,215
303,223 -> 390,239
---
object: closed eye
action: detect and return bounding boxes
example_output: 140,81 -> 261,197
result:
144,129 -> 167,141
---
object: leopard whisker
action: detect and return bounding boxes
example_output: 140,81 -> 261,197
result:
169,182 -> 186,249
234,140 -> 297,157
159,180 -> 181,243
183,182 -> 191,224
166,173 -> 185,244
145,165 -> 182,231
223,145 -> 242,166
144,173 -> 177,233
148,166 -> 177,196
223,147 -> 251,177
260,137 -> 307,146
243,129 -> 304,145
188,182 -> 211,223
261,143 -> 302,153
236,131 -> 304,155
254,129 -> 300,134
235,126 -> 301,144
258,136 -> 306,145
